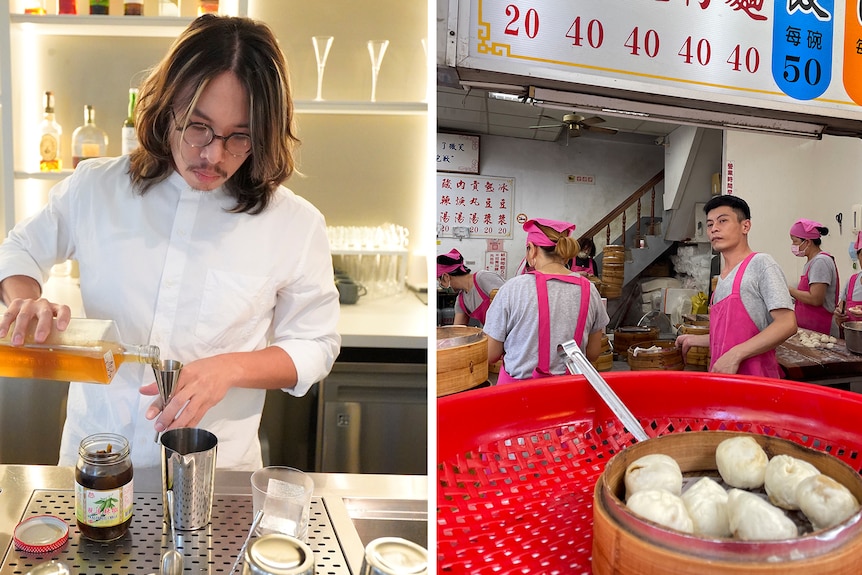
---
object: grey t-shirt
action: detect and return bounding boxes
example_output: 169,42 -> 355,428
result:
839,272 -> 862,303
457,270 -> 506,316
712,252 -> 794,331
798,252 -> 838,313
483,273 -> 610,379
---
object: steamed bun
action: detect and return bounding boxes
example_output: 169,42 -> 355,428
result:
726,489 -> 798,540
627,489 -> 694,533
795,474 -> 861,530
624,453 -> 683,501
681,477 -> 731,537
764,454 -> 820,510
716,436 -> 768,489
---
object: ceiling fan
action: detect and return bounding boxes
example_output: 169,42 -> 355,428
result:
529,113 -> 620,140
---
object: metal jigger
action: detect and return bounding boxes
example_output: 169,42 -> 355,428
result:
153,359 -> 183,443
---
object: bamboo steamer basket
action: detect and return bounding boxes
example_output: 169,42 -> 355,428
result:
437,326 -> 488,397
628,339 -> 684,370
680,321 -> 710,369
591,350 -> 614,372
592,431 -> 862,574
614,326 -> 660,357
603,245 -> 626,263
437,371 -> 862,574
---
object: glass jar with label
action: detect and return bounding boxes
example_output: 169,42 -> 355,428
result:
75,433 -> 134,541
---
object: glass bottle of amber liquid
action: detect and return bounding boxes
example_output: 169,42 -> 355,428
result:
72,105 -> 108,167
39,91 -> 62,172
0,318 -> 160,384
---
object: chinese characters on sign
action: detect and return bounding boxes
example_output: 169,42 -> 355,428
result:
463,0 -> 862,118
726,161 -> 735,194
437,173 -> 514,238
485,251 -> 508,276
436,133 -> 480,174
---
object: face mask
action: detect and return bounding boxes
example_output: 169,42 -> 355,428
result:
578,251 -> 588,259
791,242 -> 806,257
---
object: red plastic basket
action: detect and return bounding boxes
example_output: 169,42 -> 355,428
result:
437,371 -> 862,574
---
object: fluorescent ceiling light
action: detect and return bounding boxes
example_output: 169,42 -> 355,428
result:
530,87 -> 825,140
487,92 -> 523,102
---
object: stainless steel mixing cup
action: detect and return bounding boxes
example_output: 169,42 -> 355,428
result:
160,427 -> 218,530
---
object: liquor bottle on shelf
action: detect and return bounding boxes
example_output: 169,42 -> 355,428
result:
39,91 -> 62,172
58,0 -> 77,14
72,105 -> 109,168
0,318 -> 160,385
89,0 -> 109,14
198,0 -> 218,15
124,0 -> 143,15
121,88 -> 139,155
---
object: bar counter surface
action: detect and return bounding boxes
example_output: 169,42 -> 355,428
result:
0,465 -> 427,575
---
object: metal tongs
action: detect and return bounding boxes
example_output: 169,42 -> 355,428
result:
558,340 -> 649,442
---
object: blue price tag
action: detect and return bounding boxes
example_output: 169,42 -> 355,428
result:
772,0 -> 834,100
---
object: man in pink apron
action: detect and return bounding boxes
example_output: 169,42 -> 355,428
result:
834,231 -> 862,336
788,218 -> 839,335
436,248 -> 505,326
676,196 -> 796,377
483,218 -> 609,383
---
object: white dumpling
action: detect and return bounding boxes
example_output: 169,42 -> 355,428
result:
624,453 -> 683,501
681,477 -> 731,537
715,436 -> 768,489
726,489 -> 798,540
764,454 -> 820,510
795,474 -> 861,530
627,489 -> 694,533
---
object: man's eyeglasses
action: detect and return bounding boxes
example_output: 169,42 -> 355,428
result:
171,109 -> 252,158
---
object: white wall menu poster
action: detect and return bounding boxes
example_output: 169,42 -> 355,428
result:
437,173 -> 515,238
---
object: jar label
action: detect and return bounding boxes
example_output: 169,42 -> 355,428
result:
75,479 -> 134,527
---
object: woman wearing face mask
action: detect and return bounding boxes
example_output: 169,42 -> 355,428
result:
436,249 -> 505,326
788,218 -> 839,334
570,237 -> 598,276
834,231 -> 862,337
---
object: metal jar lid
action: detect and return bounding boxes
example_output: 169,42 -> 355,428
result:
361,537 -> 428,575
242,534 -> 314,575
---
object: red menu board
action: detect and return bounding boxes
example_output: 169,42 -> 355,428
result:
436,173 -> 515,239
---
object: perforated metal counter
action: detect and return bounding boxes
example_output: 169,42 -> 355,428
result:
0,466 -> 427,575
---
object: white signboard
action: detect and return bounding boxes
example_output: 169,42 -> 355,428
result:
437,173 -> 515,238
437,133 -> 480,174
454,0 -> 862,119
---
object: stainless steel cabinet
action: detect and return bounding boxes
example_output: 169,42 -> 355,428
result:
317,360 -> 426,475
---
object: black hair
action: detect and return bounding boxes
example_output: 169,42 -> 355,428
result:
704,195 -> 751,221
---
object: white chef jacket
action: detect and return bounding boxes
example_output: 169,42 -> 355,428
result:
0,156 -> 341,471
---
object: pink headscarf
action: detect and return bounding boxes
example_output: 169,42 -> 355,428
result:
523,218 -> 576,247
855,231 -> 862,252
436,248 -> 468,277
790,218 -> 823,240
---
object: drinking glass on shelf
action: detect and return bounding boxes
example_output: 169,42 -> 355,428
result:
312,36 -> 334,102
367,40 -> 389,102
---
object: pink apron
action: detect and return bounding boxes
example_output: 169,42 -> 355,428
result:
456,275 -> 492,325
709,253 -> 781,378
795,252 -> 838,334
497,272 -> 591,384
845,272 -> 862,321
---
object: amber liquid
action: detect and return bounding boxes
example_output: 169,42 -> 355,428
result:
40,158 -> 61,172
0,342 -> 134,384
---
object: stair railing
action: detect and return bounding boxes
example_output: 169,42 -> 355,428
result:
578,169 -> 665,250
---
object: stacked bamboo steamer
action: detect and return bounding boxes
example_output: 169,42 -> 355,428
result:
627,340 -> 684,371
679,321 -> 710,370
437,326 -> 488,396
600,245 -> 625,299
613,326 -> 660,359
591,333 -> 613,372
